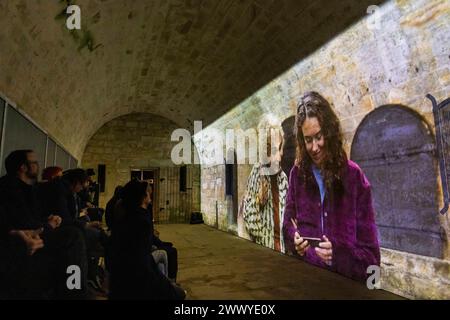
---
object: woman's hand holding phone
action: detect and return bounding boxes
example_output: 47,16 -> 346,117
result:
315,235 -> 333,265
291,218 -> 310,256
291,218 -> 332,263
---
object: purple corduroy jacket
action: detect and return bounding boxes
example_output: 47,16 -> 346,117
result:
282,160 -> 380,282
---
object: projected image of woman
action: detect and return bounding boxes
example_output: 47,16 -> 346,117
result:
241,116 -> 289,253
282,92 -> 380,282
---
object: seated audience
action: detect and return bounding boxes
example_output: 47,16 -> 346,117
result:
39,168 -> 108,292
0,150 -> 88,299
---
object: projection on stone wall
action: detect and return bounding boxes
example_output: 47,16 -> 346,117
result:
237,92 -> 382,283
238,117 -> 289,253
351,105 -> 443,258
235,93 -> 448,284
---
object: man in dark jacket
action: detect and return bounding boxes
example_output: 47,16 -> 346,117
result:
0,150 -> 88,299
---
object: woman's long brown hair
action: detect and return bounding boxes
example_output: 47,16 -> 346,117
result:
294,91 -> 347,197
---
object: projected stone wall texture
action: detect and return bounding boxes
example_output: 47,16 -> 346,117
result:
198,0 -> 450,299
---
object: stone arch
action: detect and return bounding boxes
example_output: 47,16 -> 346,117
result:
350,105 -> 443,258
82,112 -> 200,222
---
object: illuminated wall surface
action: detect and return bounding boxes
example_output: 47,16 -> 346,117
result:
195,1 -> 450,299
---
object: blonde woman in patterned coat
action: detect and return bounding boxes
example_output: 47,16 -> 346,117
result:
241,118 -> 289,253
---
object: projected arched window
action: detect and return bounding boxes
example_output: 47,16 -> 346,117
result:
351,105 -> 443,258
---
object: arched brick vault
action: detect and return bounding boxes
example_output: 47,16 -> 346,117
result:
0,0 -> 387,159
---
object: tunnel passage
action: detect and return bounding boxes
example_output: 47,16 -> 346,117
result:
351,105 -> 443,258
82,113 -> 201,223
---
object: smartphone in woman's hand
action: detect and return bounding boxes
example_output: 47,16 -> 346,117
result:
302,237 -> 322,248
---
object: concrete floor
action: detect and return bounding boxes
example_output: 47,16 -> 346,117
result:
156,224 -> 403,300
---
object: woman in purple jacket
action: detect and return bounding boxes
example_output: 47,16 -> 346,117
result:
282,91 -> 380,282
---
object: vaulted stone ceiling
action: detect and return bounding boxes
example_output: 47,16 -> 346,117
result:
0,0 -> 385,158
